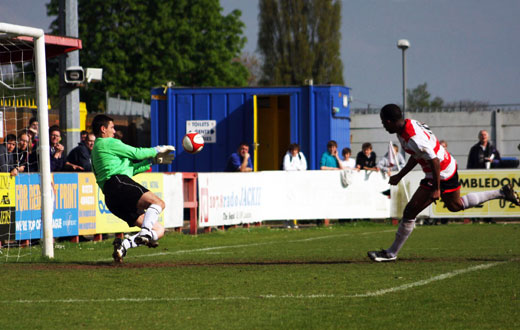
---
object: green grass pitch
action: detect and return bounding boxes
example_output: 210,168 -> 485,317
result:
1,222 -> 519,329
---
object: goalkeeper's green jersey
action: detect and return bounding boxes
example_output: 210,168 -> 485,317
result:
91,137 -> 157,190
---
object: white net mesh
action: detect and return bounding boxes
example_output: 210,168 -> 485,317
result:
0,33 -> 42,261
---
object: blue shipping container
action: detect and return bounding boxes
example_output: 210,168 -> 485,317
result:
150,85 -> 351,172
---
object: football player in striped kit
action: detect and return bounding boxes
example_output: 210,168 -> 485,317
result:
368,104 -> 520,262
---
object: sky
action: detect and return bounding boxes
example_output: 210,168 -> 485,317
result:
1,0 -> 519,109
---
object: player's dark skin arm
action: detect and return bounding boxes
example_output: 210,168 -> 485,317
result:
427,158 -> 441,201
389,157 -> 418,185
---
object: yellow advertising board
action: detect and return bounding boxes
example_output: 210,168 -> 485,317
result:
431,170 -> 520,217
95,173 -> 164,233
0,173 -> 16,236
78,173 -> 96,235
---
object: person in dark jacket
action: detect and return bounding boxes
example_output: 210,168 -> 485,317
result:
467,130 -> 500,169
66,133 -> 95,171
0,134 -> 18,175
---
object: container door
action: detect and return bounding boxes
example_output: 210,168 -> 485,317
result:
255,95 -> 291,170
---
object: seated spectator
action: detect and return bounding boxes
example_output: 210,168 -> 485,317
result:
320,140 -> 342,170
225,142 -> 253,172
377,143 -> 405,176
467,130 -> 500,169
0,134 -> 19,176
283,143 -> 307,171
14,132 -> 31,175
49,125 -> 65,172
65,132 -> 95,171
341,147 -> 356,170
356,142 -> 378,171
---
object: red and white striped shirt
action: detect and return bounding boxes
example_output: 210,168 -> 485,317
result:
397,119 -> 457,180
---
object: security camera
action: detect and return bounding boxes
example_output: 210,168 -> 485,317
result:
64,66 -> 84,84
397,39 -> 410,50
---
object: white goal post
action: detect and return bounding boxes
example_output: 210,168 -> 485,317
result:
0,23 -> 54,258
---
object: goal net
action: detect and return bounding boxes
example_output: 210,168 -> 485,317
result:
0,23 -> 54,261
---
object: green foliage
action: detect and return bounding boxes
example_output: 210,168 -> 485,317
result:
258,0 -> 344,85
46,0 -> 248,111
407,82 -> 444,110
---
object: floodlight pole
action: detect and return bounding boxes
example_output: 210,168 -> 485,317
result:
397,39 -> 410,118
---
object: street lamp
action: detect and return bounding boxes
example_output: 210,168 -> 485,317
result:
397,39 -> 410,117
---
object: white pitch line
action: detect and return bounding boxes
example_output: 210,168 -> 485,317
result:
5,261 -> 506,304
101,229 -> 395,261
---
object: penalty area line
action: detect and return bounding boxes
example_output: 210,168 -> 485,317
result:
5,261 -> 506,304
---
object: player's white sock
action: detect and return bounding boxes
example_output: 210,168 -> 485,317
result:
142,204 -> 162,230
386,219 -> 415,257
138,226 -> 159,241
460,190 -> 502,209
122,234 -> 139,250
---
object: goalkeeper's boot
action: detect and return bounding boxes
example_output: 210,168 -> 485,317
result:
135,227 -> 153,246
501,183 -> 520,206
112,238 -> 126,263
367,249 -> 396,262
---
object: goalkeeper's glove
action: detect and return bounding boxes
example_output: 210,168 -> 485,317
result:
153,145 -> 175,165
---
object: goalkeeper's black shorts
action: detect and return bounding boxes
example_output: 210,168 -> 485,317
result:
103,174 -> 149,226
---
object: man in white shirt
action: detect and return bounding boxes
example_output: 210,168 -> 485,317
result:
282,143 -> 307,171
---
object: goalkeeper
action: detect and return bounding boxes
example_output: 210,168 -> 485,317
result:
91,115 -> 175,263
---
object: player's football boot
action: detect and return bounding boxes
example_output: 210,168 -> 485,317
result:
112,237 -> 126,263
134,227 -> 153,246
367,249 -> 396,262
501,183 -> 520,206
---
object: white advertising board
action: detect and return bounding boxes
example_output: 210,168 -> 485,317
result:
198,170 -> 391,227
162,173 -> 184,228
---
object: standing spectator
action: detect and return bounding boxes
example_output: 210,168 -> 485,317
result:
80,130 -> 88,142
439,140 -> 448,150
320,140 -> 342,170
340,147 -> 356,170
49,126 -> 65,172
377,144 -> 406,176
27,117 -> 39,150
356,142 -> 379,171
225,142 -> 253,172
467,130 -> 500,169
0,134 -> 18,176
282,143 -> 307,171
14,132 -> 31,175
66,132 -> 95,171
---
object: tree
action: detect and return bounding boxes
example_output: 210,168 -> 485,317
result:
46,0 -> 249,111
407,83 -> 444,110
237,52 -> 262,86
258,0 -> 344,85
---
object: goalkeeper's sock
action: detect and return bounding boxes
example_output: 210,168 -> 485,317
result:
122,234 -> 139,250
142,204 -> 162,230
460,190 -> 502,209
386,219 -> 415,257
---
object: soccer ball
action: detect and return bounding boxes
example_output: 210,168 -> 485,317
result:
182,131 -> 204,154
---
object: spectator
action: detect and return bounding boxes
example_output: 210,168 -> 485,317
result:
0,134 -> 19,176
66,132 -> 95,171
282,143 -> 307,171
14,132 -> 31,174
320,140 -> 342,170
225,142 -> 253,172
27,117 -> 39,149
340,147 -> 356,170
439,140 -> 448,150
80,130 -> 88,142
377,144 -> 405,176
49,125 -> 65,172
114,130 -> 124,140
356,142 -> 378,171
467,130 -> 500,169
